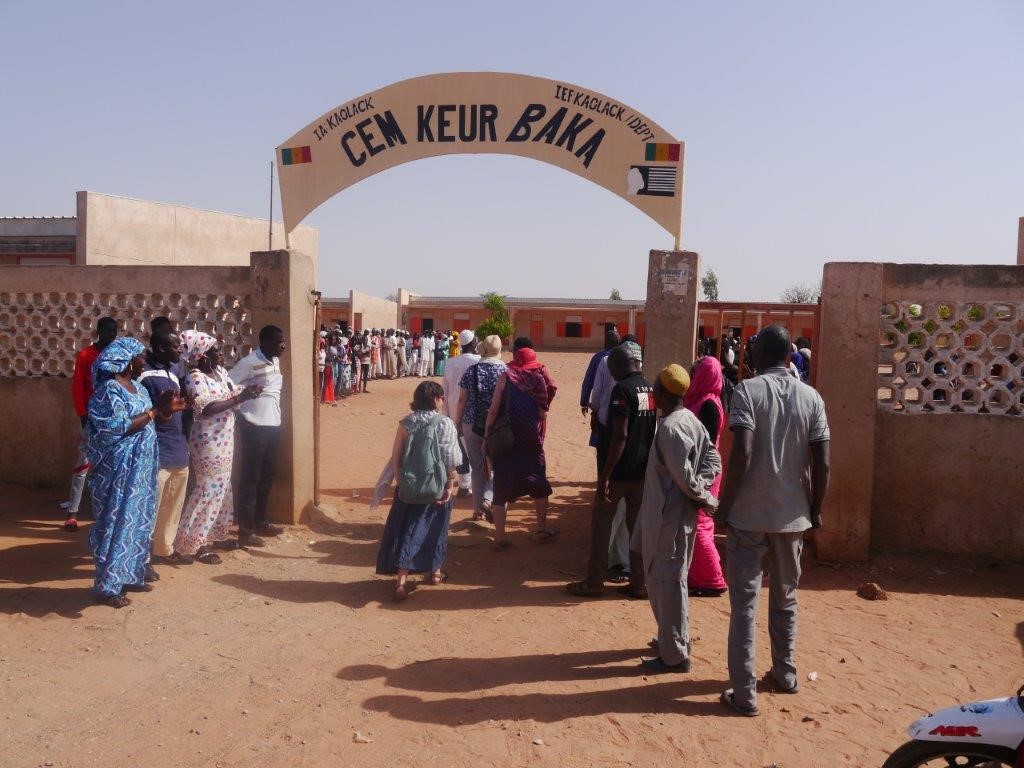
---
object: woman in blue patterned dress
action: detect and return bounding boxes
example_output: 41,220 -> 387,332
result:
87,337 -> 185,607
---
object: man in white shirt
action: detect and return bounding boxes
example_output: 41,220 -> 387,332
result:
228,325 -> 287,548
419,331 -> 435,378
442,330 -> 480,496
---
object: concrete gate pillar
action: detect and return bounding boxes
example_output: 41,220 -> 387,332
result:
249,249 -> 317,524
813,262 -> 882,562
643,250 -> 701,377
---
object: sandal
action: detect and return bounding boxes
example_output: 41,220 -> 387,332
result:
481,501 -> 494,524
494,540 -> 512,551
535,526 -> 560,541
393,583 -> 409,601
428,570 -> 448,585
622,585 -> 649,600
761,671 -> 800,694
123,583 -> 154,593
565,580 -> 604,598
96,594 -> 131,608
64,516 -> 79,532
196,551 -> 222,565
720,689 -> 759,717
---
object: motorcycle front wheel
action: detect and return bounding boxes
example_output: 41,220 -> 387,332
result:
883,739 -> 1019,767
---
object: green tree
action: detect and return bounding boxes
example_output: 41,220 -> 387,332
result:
609,288 -> 622,301
476,291 -> 515,341
701,269 -> 719,302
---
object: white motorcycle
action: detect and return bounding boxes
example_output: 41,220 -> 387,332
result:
883,685 -> 1024,767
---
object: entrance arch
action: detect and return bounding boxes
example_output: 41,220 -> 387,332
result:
276,72 -> 685,244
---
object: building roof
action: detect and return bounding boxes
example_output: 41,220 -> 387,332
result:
408,295 -> 646,309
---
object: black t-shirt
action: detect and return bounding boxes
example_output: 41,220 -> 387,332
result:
697,400 -> 721,443
605,372 -> 657,482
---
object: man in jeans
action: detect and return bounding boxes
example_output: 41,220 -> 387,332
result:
716,325 -> 830,717
140,330 -> 190,575
62,316 -> 118,531
229,325 -> 286,548
566,341 -> 656,599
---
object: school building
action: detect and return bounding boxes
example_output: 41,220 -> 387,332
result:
318,292 -> 820,351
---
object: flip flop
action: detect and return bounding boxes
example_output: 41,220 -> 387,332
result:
720,689 -> 759,717
566,580 -> 604,598
535,526 -> 560,541
64,517 -> 79,532
761,672 -> 800,694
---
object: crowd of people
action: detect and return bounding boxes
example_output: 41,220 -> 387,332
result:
63,317 -> 288,608
317,327 -> 464,404
64,311 -> 831,717
371,323 -> 830,717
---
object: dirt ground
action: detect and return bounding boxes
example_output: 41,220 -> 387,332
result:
2,351 -> 1022,768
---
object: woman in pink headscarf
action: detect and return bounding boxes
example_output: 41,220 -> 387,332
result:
485,338 -> 559,548
683,355 -> 728,596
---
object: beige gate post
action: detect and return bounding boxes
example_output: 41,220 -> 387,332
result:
249,249 -> 317,524
643,250 -> 701,377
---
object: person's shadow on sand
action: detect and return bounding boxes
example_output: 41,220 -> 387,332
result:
340,649 -> 730,724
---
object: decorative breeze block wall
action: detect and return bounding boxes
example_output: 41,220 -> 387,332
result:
877,300 -> 1023,415
0,292 -> 253,377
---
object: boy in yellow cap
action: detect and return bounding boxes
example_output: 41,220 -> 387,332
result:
631,364 -> 721,674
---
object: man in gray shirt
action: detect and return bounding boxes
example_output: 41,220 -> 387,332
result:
716,325 -> 830,717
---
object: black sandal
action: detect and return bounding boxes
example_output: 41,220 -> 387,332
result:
96,594 -> 131,608
195,550 -> 222,565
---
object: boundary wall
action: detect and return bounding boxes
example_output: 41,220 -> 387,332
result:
815,262 -> 1024,561
0,251 -> 315,526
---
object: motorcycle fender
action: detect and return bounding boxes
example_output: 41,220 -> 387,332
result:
908,696 -> 1024,750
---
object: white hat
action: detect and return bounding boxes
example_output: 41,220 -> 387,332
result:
458,329 -> 475,346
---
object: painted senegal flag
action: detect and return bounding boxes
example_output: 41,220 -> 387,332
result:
280,146 -> 312,165
644,143 -> 681,162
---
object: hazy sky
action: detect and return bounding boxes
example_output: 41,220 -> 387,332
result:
3,1 -> 1022,301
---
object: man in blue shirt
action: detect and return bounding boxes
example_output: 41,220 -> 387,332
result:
580,328 -> 620,471
140,329 -> 190,574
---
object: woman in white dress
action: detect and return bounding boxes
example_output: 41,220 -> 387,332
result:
174,331 -> 261,563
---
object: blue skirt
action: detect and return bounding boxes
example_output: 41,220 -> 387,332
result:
375,497 -> 452,575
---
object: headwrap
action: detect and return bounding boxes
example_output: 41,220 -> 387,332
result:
92,337 -> 145,388
179,330 -> 217,364
509,347 -> 542,371
683,357 -> 722,410
658,364 -> 691,397
506,348 -> 557,410
622,341 -> 643,363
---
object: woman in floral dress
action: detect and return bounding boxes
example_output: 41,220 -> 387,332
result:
174,331 -> 261,563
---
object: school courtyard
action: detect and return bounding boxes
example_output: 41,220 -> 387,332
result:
0,351 -> 1020,768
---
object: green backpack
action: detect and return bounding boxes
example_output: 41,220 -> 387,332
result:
398,413 -> 447,504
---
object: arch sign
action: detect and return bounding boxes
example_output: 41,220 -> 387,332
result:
276,72 -> 684,242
